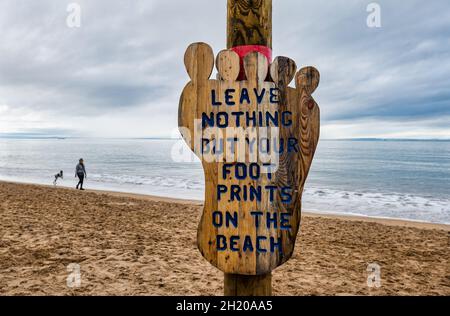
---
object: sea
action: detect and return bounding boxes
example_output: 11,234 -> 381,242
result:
0,138 -> 448,224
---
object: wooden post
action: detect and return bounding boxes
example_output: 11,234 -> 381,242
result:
225,0 -> 273,296
179,0 -> 320,298
224,273 -> 272,296
227,0 -> 272,49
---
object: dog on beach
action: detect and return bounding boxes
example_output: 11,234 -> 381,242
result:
53,170 -> 63,185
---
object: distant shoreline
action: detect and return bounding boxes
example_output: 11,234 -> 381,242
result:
1,179 -> 448,231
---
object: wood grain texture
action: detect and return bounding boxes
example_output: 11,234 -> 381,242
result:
227,0 -> 272,49
224,273 -> 272,296
272,61 -> 321,265
178,42 -> 320,275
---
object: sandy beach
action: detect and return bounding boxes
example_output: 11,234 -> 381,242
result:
0,181 -> 448,296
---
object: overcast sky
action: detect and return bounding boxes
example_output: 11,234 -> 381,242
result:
0,0 -> 449,139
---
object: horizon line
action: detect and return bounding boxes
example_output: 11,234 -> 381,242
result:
0,135 -> 449,142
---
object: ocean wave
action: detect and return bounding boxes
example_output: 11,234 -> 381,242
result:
1,138 -> 449,224
302,187 -> 450,224
85,174 -> 450,224
87,173 -> 204,191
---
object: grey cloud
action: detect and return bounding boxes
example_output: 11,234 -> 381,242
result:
0,0 -> 449,138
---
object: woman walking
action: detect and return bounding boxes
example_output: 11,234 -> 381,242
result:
75,158 -> 87,190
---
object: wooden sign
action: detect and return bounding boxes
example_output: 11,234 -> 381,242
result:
179,42 -> 320,275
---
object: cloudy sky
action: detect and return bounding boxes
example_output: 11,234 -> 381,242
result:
0,0 -> 449,139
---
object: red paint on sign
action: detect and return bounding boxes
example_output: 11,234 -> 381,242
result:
231,45 -> 272,80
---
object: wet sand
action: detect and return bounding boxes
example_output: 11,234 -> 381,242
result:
0,181 -> 448,295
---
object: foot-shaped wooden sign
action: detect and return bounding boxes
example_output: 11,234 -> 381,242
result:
179,42 -> 320,275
